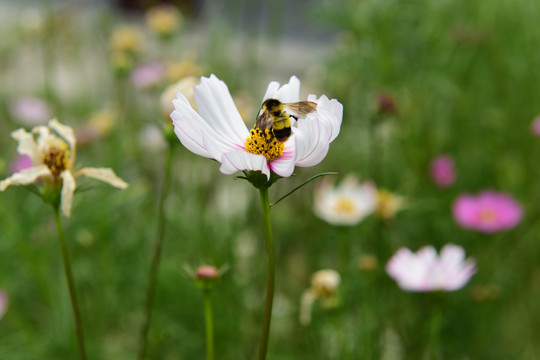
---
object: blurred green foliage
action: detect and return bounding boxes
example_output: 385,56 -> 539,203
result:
0,0 -> 540,359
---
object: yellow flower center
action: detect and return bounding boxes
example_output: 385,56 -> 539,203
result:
42,140 -> 71,179
244,128 -> 284,162
334,197 -> 356,214
480,208 -> 497,222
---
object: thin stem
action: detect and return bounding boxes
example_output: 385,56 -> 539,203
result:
257,187 -> 275,360
137,145 -> 175,360
203,291 -> 215,360
270,172 -> 337,207
53,207 -> 87,360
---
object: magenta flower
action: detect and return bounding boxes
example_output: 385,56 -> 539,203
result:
430,155 -> 456,187
453,191 -> 523,233
531,115 -> 540,136
386,244 -> 476,292
0,289 -> 7,319
10,154 -> 33,175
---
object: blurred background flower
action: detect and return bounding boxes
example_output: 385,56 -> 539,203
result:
300,269 -> 341,325
0,290 -> 7,320
9,96 -> 51,126
386,244 -> 476,292
453,191 -> 523,233
430,155 -> 457,188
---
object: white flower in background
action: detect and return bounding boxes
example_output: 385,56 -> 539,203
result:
386,244 -> 476,292
170,74 -> 342,180
0,289 -> 7,320
314,174 -> 377,226
0,119 -> 128,217
300,269 -> 341,325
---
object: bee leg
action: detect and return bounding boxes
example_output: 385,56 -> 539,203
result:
290,115 -> 298,121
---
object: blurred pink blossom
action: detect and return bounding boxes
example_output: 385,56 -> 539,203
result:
453,191 -> 523,233
386,244 -> 476,292
531,115 -> 540,136
9,96 -> 51,126
0,289 -> 8,319
130,61 -> 166,88
430,155 -> 456,187
10,154 -> 33,175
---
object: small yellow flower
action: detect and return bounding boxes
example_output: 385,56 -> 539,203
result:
166,59 -> 202,83
109,26 -> 143,54
300,269 -> 341,325
0,119 -> 128,217
146,4 -> 182,38
375,189 -> 405,220
160,76 -> 199,118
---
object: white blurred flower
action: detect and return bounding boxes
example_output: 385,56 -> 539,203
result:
9,96 -> 51,126
138,124 -> 167,152
171,74 -> 342,180
386,244 -> 476,292
0,119 -> 128,217
300,269 -> 340,325
314,175 -> 377,226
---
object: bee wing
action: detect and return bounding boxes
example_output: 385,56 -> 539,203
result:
255,110 -> 273,131
283,101 -> 318,117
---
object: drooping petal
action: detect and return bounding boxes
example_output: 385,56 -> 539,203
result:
60,170 -> 76,217
74,167 -> 128,189
0,165 -> 52,191
294,114 -> 332,167
262,76 -> 300,103
49,118 -> 77,166
194,74 -> 249,145
11,128 -> 40,165
308,94 -> 343,143
171,93 -> 239,159
219,150 -> 270,179
269,137 -> 297,177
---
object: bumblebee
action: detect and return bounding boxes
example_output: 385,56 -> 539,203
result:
255,98 -> 317,143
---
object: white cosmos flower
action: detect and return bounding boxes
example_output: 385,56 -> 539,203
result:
0,119 -> 128,217
386,244 -> 476,292
170,74 -> 342,180
314,174 -> 377,226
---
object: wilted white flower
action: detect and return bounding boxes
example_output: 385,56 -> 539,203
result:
300,269 -> 341,325
0,119 -> 128,217
314,175 -> 377,226
170,74 -> 342,180
386,244 -> 476,292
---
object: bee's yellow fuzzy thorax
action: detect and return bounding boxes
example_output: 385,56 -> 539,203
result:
244,128 -> 284,162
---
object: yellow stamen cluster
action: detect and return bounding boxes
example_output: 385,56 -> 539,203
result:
244,128 -> 284,162
334,197 -> 356,214
42,141 -> 71,178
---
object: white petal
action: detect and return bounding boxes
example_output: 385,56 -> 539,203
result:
194,75 -> 249,145
269,138 -> 296,177
171,93 -> 238,159
49,118 -> 76,149
0,165 -> 51,191
294,115 -> 332,167
308,95 -> 343,143
74,167 -> 128,189
11,128 -> 40,164
60,170 -> 76,217
219,150 -> 270,179
262,76 -> 301,103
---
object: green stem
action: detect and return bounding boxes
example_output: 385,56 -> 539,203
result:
257,187 -> 275,360
53,207 -> 87,360
137,145 -> 175,360
203,291 -> 215,360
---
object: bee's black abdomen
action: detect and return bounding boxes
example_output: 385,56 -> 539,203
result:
273,127 -> 291,142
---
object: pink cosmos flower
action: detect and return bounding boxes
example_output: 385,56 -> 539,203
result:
170,75 -> 343,179
130,61 -> 166,88
9,96 -> 51,126
453,191 -> 523,233
0,290 -> 7,319
531,115 -> 540,136
10,154 -> 33,175
386,244 -> 476,292
430,155 -> 456,187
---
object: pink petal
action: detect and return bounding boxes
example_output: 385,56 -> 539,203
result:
269,138 -> 297,177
